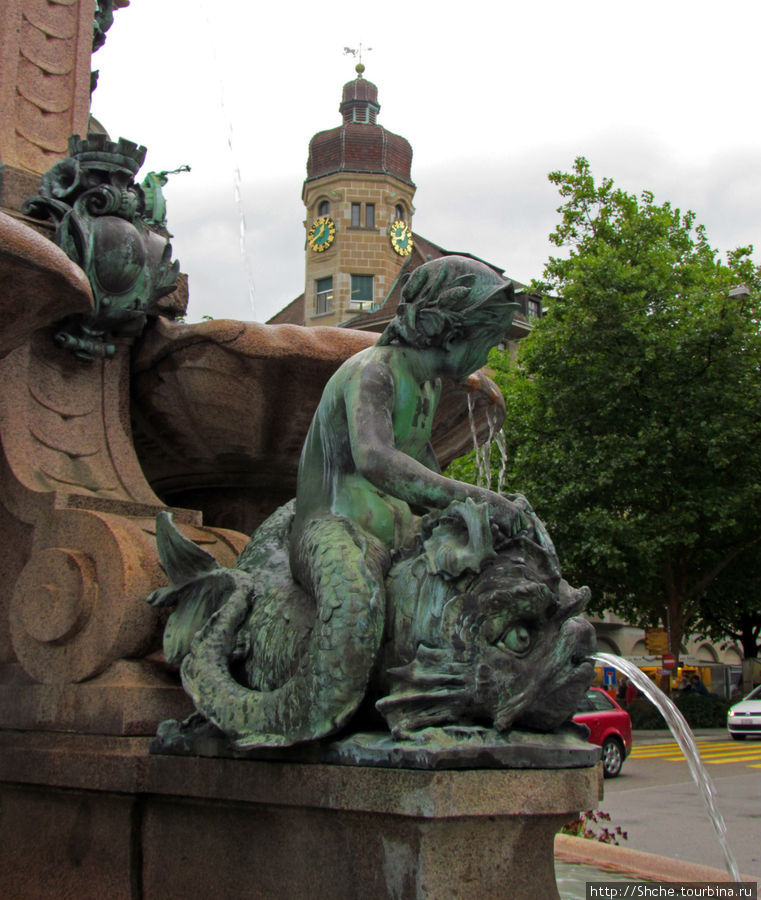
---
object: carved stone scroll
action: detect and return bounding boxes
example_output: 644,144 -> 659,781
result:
0,213 -> 247,709
9,508 -> 243,683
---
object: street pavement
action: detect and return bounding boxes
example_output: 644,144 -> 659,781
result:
599,728 -> 761,879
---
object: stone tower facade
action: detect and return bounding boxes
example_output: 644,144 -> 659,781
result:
301,66 -> 416,327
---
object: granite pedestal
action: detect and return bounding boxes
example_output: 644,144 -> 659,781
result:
0,731 -> 601,899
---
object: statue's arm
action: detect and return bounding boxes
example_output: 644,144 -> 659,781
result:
420,442 -> 441,475
346,362 -> 526,531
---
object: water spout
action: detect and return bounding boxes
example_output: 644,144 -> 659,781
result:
466,395 -> 504,489
494,427 -> 508,494
203,5 -> 256,318
594,652 -> 742,883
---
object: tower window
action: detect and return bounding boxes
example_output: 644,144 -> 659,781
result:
350,274 -> 374,309
318,199 -> 330,217
315,277 -> 334,315
350,104 -> 377,124
351,203 -> 375,228
527,298 -> 542,318
395,204 -> 405,222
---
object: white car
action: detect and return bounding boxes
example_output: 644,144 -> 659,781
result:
727,685 -> 761,740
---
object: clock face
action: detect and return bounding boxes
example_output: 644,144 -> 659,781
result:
308,216 -> 336,252
389,220 -> 413,257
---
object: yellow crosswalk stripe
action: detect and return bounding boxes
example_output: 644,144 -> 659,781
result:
631,741 -> 753,752
660,751 -> 761,760
664,745 -> 761,753
631,746 -> 761,753
631,742 -> 741,754
705,756 -> 761,764
630,742 -> 761,765
699,751 -> 761,757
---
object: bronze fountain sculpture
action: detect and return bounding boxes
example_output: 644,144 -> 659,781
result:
148,256 -> 597,762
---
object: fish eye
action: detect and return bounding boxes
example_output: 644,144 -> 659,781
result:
495,624 -> 533,655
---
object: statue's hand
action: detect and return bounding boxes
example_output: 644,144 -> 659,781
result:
499,493 -> 560,566
489,495 -> 532,537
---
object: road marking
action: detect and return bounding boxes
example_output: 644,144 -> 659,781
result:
630,740 -> 761,766
631,741 -> 753,751
630,743 -> 731,756
702,755 -> 761,764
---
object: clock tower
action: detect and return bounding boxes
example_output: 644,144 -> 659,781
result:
301,65 -> 416,327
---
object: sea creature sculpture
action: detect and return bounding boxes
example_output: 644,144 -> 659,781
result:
148,256 -> 596,751
151,497 -> 595,749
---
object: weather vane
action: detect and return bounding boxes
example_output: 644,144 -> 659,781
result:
344,43 -> 373,76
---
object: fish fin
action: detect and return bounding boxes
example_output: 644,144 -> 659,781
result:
155,510 -> 218,582
163,569 -> 253,664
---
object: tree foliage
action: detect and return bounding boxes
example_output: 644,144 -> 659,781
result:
695,543 -> 761,659
458,157 -> 761,658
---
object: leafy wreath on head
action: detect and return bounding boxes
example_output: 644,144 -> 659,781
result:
378,259 -> 516,349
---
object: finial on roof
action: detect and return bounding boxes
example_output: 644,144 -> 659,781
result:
344,43 -> 372,78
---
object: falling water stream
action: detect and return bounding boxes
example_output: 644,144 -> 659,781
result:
594,652 -> 742,882
203,5 -> 257,318
466,395 -> 506,489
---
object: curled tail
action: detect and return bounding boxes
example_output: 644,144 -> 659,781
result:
181,514 -> 389,748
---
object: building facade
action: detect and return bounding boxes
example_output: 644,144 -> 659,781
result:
270,65 -> 542,345
299,65 -> 416,328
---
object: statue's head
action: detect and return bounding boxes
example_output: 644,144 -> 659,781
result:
378,256 -> 519,356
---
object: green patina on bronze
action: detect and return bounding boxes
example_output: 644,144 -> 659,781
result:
148,257 -> 597,756
140,166 -> 191,232
23,134 -> 180,361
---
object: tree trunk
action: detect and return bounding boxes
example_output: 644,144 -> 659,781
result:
666,591 -> 686,664
663,554 -> 687,664
740,615 -> 760,659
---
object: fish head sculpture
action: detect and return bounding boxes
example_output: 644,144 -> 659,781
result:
377,531 -> 596,739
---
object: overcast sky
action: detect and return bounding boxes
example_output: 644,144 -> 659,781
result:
90,0 -> 761,323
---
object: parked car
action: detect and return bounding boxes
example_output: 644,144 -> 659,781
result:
573,687 -> 633,777
727,685 -> 761,740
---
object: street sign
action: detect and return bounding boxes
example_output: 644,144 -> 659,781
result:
662,652 -> 677,670
645,627 -> 669,653
603,667 -> 616,686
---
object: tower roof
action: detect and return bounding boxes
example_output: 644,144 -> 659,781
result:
339,71 -> 380,123
305,69 -> 413,187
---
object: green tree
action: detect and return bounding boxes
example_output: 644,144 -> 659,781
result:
695,544 -> 761,660
478,157 -> 761,659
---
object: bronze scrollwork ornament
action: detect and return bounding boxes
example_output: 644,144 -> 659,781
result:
23,134 -> 180,361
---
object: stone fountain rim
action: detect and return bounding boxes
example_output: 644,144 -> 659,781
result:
555,834 -> 759,888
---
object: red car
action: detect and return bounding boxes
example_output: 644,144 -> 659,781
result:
573,687 -> 633,778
